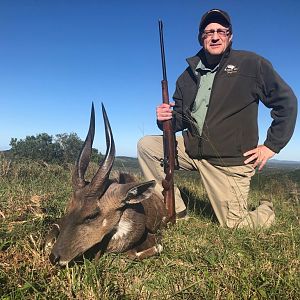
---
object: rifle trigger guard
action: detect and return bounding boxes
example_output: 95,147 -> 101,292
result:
160,158 -> 169,168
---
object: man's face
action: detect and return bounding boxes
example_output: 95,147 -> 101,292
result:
201,22 -> 232,56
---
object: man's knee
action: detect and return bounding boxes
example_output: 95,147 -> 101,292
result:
137,135 -> 152,152
137,135 -> 163,157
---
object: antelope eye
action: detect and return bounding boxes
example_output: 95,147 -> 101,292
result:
84,211 -> 100,223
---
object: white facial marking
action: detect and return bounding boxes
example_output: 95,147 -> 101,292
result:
102,219 -> 108,226
111,219 -> 133,240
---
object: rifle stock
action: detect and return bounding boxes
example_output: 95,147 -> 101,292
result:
159,20 -> 176,224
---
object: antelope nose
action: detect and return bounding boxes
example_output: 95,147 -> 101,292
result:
49,252 -> 60,265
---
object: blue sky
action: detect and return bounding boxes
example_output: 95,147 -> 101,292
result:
0,0 -> 299,161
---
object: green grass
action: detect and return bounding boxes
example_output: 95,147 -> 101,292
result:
0,157 -> 299,299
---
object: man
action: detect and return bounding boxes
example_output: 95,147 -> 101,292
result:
138,9 -> 297,228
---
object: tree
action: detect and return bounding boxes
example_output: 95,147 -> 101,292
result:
55,133 -> 83,164
9,132 -> 103,164
10,133 -> 63,164
55,133 -> 103,163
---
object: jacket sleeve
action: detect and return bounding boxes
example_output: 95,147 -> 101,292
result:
157,76 -> 188,132
257,58 -> 297,153
157,70 -> 190,132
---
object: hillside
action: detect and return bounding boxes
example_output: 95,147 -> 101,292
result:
114,156 -> 300,182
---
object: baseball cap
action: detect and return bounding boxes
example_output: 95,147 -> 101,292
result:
199,9 -> 231,32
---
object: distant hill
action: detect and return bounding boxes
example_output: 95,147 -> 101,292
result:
112,157 -> 300,183
264,159 -> 300,171
2,151 -> 299,175
113,156 -> 300,170
113,157 -> 300,182
114,156 -> 139,168
113,156 -> 140,173
0,150 -> 11,157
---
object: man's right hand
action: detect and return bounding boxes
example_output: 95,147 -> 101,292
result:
156,102 -> 175,121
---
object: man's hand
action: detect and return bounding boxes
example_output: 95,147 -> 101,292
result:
243,145 -> 275,171
156,102 -> 175,121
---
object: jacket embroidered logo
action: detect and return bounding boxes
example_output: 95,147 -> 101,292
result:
224,64 -> 239,74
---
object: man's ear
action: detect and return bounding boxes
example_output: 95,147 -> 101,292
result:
198,32 -> 203,46
123,180 -> 156,204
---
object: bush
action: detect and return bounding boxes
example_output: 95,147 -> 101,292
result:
9,132 -> 103,165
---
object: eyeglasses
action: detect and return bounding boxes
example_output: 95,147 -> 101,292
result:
202,29 -> 230,38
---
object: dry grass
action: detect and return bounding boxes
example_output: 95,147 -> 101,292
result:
0,157 -> 299,299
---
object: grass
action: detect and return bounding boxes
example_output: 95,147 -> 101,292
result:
0,156 -> 299,299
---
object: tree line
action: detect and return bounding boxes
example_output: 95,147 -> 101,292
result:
8,132 -> 103,164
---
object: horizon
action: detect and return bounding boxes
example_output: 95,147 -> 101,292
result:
2,147 -> 300,164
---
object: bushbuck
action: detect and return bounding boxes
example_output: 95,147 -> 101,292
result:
45,103 -> 168,266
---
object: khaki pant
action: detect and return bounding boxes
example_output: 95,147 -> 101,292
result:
137,135 -> 275,229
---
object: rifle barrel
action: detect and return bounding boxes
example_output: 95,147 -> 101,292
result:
158,20 -> 167,81
158,19 -> 176,224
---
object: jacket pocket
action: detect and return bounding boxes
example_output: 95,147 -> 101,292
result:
182,130 -> 201,158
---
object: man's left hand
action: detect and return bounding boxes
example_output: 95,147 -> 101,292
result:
243,145 -> 275,171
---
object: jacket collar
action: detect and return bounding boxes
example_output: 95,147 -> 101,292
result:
186,43 -> 232,74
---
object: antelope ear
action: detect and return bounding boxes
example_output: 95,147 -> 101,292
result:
123,180 -> 156,204
119,173 -> 136,184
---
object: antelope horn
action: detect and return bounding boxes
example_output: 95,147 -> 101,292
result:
88,103 -> 115,197
72,103 -> 95,189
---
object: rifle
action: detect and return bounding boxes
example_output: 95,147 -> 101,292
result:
158,20 -> 176,224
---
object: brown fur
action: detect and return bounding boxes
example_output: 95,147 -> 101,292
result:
45,104 -> 168,266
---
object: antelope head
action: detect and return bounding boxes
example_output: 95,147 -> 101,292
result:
47,103 -> 156,266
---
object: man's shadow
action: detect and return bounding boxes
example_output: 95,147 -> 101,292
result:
179,181 -> 217,223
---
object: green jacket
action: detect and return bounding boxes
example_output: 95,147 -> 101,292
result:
159,46 -> 297,166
